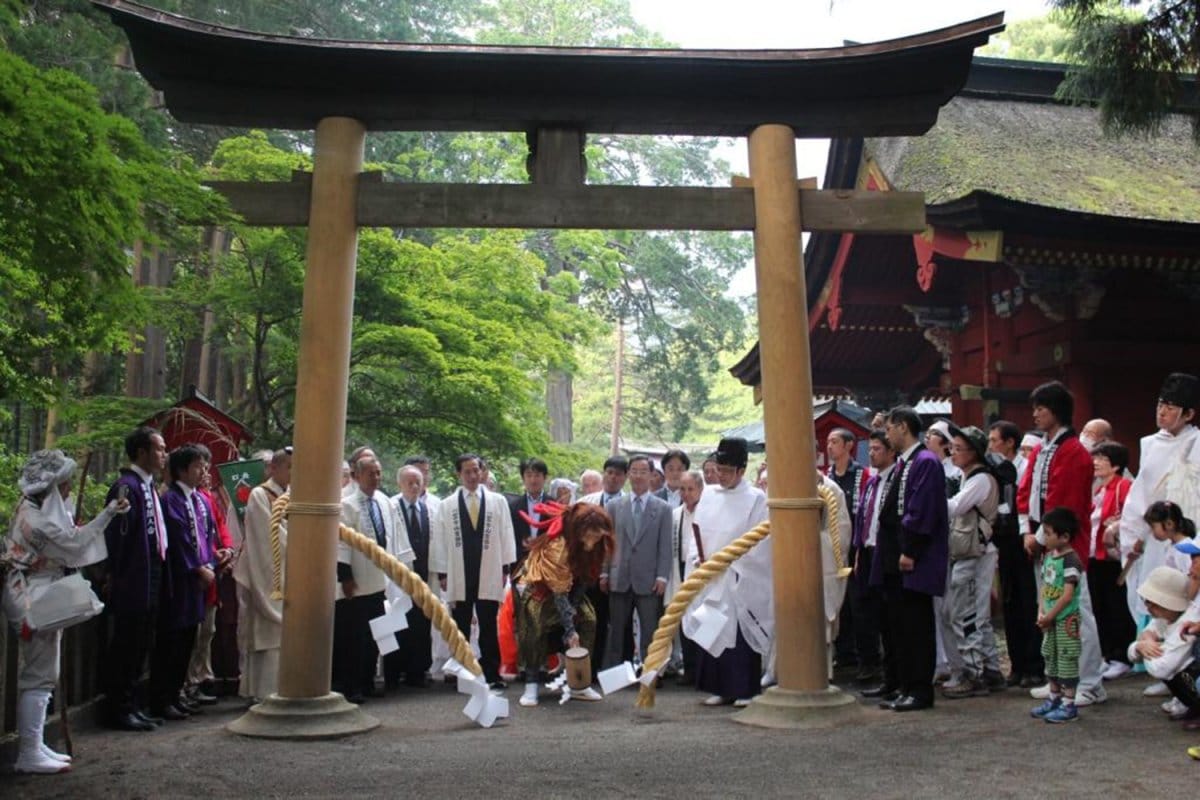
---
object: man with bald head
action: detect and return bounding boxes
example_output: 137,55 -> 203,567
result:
579,469 -> 603,497
1080,419 -> 1112,452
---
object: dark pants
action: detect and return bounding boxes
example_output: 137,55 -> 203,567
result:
211,572 -> 240,693
1089,557 -> 1137,664
149,624 -> 198,713
995,533 -> 1044,678
332,591 -> 385,699
605,589 -> 662,669
451,594 -> 501,683
587,585 -> 609,675
882,576 -> 935,705
1167,641 -> 1200,708
105,610 -> 156,718
834,553 -> 858,666
850,546 -> 883,668
385,603 -> 434,686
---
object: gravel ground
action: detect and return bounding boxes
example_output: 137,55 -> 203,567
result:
3,671 -> 1198,799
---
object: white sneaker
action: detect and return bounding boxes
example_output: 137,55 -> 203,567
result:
1103,661 -> 1133,681
519,683 -> 539,707
1163,697 -> 1187,715
1075,685 -> 1107,707
40,743 -> 71,764
733,697 -> 753,708
702,694 -> 732,706
942,674 -> 966,691
1144,681 -> 1171,697
569,687 -> 602,702
1030,683 -> 1051,699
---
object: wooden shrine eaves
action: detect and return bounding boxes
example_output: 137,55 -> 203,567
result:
93,0 -> 1002,137
203,177 -> 925,233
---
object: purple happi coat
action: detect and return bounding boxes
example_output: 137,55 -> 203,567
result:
870,446 -> 949,597
159,484 -> 214,630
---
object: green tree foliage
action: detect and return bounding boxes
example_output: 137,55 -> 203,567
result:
979,12 -> 1078,62
1053,0 -> 1199,141
191,134 -> 596,470
0,48 -> 221,404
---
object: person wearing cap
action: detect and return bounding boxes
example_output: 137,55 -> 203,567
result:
1127,564 -> 1197,715
233,445 -> 292,702
941,425 -> 1003,698
870,407 -> 949,712
1118,373 -> 1200,633
4,450 -> 130,772
102,426 -> 170,732
1017,381 -> 1109,707
925,419 -> 963,497
686,437 -> 769,706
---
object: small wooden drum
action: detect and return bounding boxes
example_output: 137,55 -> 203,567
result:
565,646 -> 591,691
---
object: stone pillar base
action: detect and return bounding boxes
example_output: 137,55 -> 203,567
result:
227,692 -> 380,740
732,684 -> 861,730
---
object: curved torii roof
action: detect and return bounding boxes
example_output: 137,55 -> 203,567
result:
93,0 -> 1003,136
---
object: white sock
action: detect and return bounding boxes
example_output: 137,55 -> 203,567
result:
522,683 -> 538,702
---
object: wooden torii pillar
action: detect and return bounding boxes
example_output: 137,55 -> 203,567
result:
94,0 -> 1002,735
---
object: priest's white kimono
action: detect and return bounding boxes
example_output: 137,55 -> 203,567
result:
233,479 -> 287,700
430,487 -> 516,604
1119,424 -> 1200,619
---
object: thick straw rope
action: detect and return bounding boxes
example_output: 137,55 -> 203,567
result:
634,486 -> 845,708
268,494 -> 484,678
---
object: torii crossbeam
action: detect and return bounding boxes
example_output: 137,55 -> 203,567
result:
94,0 -> 1003,734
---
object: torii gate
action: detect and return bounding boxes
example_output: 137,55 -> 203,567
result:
95,0 -> 1002,734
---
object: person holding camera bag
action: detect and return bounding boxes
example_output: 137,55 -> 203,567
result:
941,425 -> 1002,699
3,449 -> 130,774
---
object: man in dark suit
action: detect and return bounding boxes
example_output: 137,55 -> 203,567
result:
389,465 -> 434,688
600,455 -> 673,668
509,457 -> 549,570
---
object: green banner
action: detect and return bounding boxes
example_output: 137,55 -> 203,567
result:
217,458 -> 266,523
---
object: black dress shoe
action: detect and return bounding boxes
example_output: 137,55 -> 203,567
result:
190,690 -> 219,705
135,710 -> 164,726
861,684 -> 899,698
488,680 -> 507,691
345,694 -> 366,704
877,692 -> 903,709
1020,674 -> 1045,689
1005,672 -> 1024,688
159,705 -> 190,721
176,698 -> 202,714
110,713 -> 156,732
404,676 -> 432,689
891,695 -> 933,712
855,667 -> 882,684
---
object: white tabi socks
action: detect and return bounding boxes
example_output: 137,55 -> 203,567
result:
14,689 -> 71,774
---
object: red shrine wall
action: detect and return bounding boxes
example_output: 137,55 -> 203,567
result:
942,261 -> 1169,473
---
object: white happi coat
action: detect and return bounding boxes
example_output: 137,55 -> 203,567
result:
338,487 -> 414,599
1119,424 -> 1200,618
429,487 -> 516,603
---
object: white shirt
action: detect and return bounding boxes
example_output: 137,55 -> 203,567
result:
863,463 -> 894,549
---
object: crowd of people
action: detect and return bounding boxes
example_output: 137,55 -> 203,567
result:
6,369 -> 1200,772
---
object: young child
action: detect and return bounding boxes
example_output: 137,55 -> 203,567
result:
1145,501 -> 1198,575
1031,507 -> 1084,723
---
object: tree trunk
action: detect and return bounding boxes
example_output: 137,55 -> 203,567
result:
546,368 -> 573,443
609,320 -> 624,456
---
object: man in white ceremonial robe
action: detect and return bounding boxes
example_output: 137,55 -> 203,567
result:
233,447 -> 291,702
1119,373 -> 1200,626
670,470 -> 704,681
684,438 -> 770,706
430,453 -> 516,689
729,469 -> 852,687
335,455 -> 413,702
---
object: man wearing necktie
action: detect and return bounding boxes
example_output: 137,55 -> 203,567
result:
856,430 -> 896,694
101,427 -> 169,732
600,455 -> 673,669
581,455 -> 629,672
430,454 -> 517,689
386,465 -> 435,688
335,455 -> 413,703
509,457 -> 549,572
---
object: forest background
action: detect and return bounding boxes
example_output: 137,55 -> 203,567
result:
0,0 -> 1175,514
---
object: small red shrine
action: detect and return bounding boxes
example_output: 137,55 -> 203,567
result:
732,56 -> 1200,468
141,385 -> 254,482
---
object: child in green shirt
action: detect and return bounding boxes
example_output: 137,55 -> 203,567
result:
1032,507 -> 1083,723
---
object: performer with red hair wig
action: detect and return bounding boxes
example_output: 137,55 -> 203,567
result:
516,502 -> 615,706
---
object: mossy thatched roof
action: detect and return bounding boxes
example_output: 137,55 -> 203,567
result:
869,96 -> 1200,223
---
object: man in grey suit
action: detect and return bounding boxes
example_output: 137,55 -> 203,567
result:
600,455 -> 673,668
